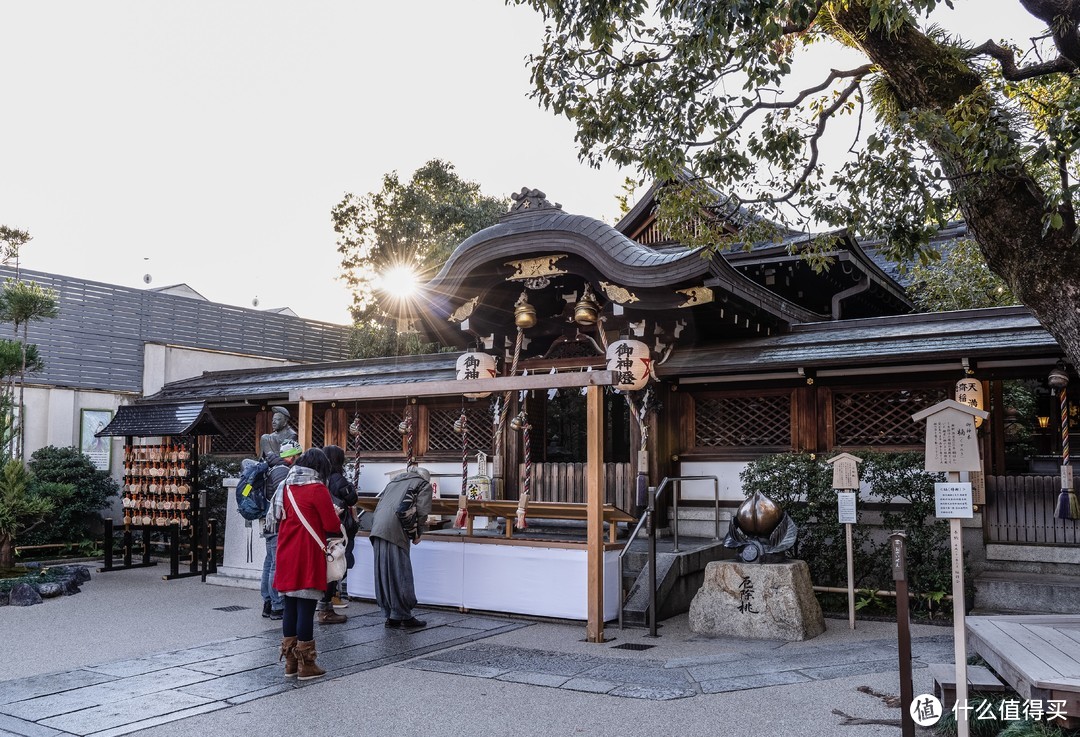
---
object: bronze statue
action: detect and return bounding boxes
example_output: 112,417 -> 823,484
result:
724,491 -> 798,562
260,405 -> 298,461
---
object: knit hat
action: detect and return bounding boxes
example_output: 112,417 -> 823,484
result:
279,440 -> 302,458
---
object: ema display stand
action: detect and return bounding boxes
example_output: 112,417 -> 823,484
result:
912,399 -> 989,737
826,452 -> 861,631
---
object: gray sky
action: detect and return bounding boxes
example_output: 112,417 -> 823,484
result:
1,2 -> 1043,325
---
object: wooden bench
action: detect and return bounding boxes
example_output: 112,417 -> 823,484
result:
928,663 -> 1008,710
354,498 -> 635,543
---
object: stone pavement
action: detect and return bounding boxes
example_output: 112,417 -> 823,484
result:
0,561 -> 956,737
0,607 -> 524,737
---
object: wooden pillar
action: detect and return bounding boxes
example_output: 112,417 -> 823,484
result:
298,401 -> 313,452
586,384 -> 605,643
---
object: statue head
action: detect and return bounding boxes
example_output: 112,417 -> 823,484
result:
271,406 -> 291,432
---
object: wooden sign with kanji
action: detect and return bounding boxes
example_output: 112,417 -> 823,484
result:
911,400 -> 989,473
826,452 -> 862,490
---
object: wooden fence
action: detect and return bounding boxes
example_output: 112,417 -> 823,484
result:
518,462 -> 634,512
986,475 -> 1080,545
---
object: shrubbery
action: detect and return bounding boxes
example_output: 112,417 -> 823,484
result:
740,451 -> 963,618
18,446 -> 119,549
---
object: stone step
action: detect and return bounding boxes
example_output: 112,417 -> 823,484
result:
973,570 -> 1080,615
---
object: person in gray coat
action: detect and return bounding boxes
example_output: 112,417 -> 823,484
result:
369,464 -> 433,629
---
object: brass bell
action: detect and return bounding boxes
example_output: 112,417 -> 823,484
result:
349,415 -> 361,437
509,410 -> 528,432
514,292 -> 537,329
398,419 -> 410,435
574,284 -> 600,325
453,414 -> 467,434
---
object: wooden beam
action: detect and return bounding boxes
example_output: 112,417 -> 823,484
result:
298,401 -> 313,451
586,384 -> 605,643
289,370 -> 616,403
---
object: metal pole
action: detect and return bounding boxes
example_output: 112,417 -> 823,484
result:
100,517 -> 114,572
714,478 -> 720,541
647,487 -> 658,637
672,479 -> 680,553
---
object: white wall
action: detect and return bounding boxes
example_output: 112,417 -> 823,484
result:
676,460 -> 749,502
142,343 -> 297,396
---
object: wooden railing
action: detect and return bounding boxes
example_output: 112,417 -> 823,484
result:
986,475 -> 1080,545
518,462 -> 633,511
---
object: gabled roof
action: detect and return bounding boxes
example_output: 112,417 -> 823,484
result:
97,401 -> 225,437
145,353 -> 459,403
659,306 -> 1058,377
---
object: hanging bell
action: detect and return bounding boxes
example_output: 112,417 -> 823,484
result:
349,415 -> 361,437
453,413 -> 467,434
514,292 -> 537,329
574,284 -> 600,325
509,410 -> 528,432
398,419 -> 410,435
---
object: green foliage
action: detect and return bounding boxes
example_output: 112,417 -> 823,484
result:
19,446 -> 118,547
333,159 -> 507,323
511,0 -> 1080,364
198,455 -> 243,555
347,321 -> 442,360
740,451 -> 958,616
0,226 -> 30,267
0,460 -> 53,567
908,238 -> 1017,311
996,719 -> 1073,737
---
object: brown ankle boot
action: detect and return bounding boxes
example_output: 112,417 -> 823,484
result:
317,607 -> 347,625
295,640 -> 325,680
279,636 -> 298,678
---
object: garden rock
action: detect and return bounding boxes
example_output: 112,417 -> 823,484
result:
689,559 -> 825,641
37,582 -> 64,598
9,583 -> 43,607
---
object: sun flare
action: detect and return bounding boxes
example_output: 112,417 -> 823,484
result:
378,265 -> 420,299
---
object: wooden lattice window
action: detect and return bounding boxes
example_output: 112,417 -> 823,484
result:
833,387 -> 948,447
694,394 -> 792,448
209,411 -> 258,454
426,405 -> 494,456
311,412 -> 325,449
353,410 -> 404,453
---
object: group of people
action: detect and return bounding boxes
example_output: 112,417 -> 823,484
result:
256,406 -> 434,680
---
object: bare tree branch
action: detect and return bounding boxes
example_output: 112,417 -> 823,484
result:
739,75 -> 866,206
970,39 -> 1077,80
688,64 -> 873,148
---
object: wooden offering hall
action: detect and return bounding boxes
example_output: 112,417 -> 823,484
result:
147,184 -> 1072,640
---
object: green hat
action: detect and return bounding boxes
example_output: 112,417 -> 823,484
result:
279,440 -> 302,458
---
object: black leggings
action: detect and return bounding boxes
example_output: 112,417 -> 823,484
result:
282,596 -> 317,641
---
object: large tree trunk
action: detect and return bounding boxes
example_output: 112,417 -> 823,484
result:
834,3 -> 1080,368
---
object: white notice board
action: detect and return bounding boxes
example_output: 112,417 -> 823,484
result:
935,482 -> 974,519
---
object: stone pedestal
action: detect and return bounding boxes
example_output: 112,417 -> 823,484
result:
688,559 -> 825,641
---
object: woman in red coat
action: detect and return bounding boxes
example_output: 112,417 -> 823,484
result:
273,447 -> 339,679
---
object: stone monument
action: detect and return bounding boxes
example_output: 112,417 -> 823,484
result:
689,491 -> 825,641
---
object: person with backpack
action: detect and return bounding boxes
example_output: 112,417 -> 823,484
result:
315,445 -> 358,624
260,439 -> 302,620
273,447 -> 339,680
370,463 -> 433,629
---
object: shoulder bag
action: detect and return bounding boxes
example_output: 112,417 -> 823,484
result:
286,485 -> 347,583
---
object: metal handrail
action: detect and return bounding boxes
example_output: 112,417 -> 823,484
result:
616,474 -> 720,634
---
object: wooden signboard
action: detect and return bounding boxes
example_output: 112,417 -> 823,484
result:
969,470 -> 986,506
827,452 -> 862,490
911,400 -> 988,473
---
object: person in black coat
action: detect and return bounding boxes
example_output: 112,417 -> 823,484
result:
316,445 -> 358,624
